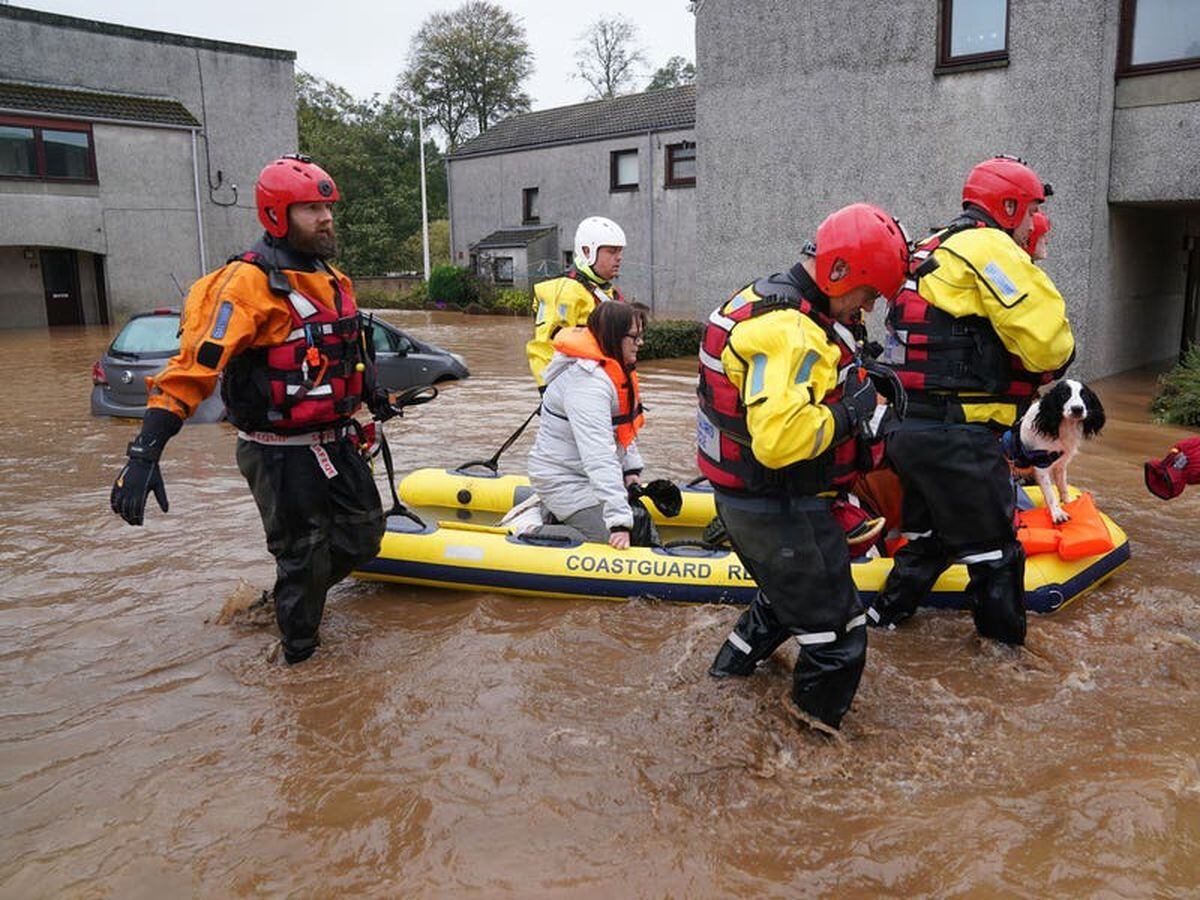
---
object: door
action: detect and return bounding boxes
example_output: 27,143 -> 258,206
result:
1183,236 -> 1199,356
40,249 -> 82,326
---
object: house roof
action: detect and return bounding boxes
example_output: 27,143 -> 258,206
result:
470,226 -> 557,250
0,5 -> 295,61
0,80 -> 200,128
449,85 -> 695,159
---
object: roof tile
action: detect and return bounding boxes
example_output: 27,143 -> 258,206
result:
0,80 -> 200,128
450,85 -> 695,158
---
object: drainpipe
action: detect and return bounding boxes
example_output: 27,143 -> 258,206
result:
646,130 -> 656,314
190,129 -> 206,276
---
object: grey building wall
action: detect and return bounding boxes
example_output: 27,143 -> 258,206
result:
0,8 -> 296,322
695,0 -> 1200,379
448,127 -> 697,318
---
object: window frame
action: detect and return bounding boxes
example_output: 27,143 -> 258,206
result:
610,148 -> 639,193
1117,0 -> 1200,77
936,0 -> 1010,74
522,186 -> 540,224
665,141 -> 696,188
0,114 -> 97,183
493,256 -> 515,285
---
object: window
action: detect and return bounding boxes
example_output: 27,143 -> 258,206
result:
494,257 -> 514,284
665,141 -> 696,188
610,149 -> 638,192
0,116 -> 96,182
522,187 -> 540,224
1118,0 -> 1200,75
0,125 -> 36,176
937,0 -> 1009,71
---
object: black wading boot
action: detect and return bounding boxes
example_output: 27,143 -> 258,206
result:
709,594 -> 790,677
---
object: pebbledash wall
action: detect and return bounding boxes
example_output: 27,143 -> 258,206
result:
694,0 -> 1200,379
0,5 -> 296,327
446,87 -> 697,318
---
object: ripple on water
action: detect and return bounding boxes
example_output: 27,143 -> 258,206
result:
1,321 -> 1197,895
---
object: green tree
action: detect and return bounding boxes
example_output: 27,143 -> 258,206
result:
296,72 -> 447,275
398,219 -> 451,272
647,55 -> 695,90
399,1 -> 533,149
575,15 -> 647,99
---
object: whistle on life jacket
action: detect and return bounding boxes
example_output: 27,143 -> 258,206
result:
301,324 -> 330,389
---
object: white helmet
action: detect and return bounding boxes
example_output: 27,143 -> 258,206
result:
574,216 -> 626,268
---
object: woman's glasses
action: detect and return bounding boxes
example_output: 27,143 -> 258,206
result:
624,332 -> 644,344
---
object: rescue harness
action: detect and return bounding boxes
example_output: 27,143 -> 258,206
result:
220,250 -> 367,434
881,215 -> 1053,423
696,273 -> 864,496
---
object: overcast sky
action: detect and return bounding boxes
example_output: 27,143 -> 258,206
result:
17,0 -> 697,109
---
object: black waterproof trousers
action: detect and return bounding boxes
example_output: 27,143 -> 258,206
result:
237,436 -> 385,663
869,420 -> 1026,644
709,492 -> 867,729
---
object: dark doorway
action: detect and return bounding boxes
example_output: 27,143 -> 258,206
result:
1183,236 -> 1199,356
93,254 -> 109,325
40,249 -> 82,326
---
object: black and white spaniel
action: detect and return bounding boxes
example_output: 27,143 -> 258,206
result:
1012,379 -> 1106,523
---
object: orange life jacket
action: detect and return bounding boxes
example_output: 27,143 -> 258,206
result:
551,327 -> 644,448
1016,493 -> 1114,560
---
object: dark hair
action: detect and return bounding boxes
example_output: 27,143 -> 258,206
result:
1032,379 -> 1106,439
587,302 -> 646,367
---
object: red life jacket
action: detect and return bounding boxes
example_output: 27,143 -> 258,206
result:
696,275 -> 864,496
881,217 -> 1051,423
550,327 -> 643,448
221,252 -> 366,434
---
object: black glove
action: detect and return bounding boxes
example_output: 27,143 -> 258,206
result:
831,365 -> 879,442
863,360 -> 907,420
367,386 -> 399,422
111,408 -> 181,526
628,479 -> 683,518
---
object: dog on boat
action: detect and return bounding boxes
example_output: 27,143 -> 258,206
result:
1010,379 -> 1106,524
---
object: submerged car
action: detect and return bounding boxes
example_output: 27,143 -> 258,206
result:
91,309 -> 469,422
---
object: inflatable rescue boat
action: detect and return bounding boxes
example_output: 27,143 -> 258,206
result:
353,468 -> 1130,613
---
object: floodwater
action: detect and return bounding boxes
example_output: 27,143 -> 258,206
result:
1,312 -> 1198,897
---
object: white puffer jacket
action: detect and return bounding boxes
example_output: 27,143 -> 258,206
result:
528,351 -> 644,531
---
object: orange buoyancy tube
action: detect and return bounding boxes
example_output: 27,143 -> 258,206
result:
551,326 -> 644,448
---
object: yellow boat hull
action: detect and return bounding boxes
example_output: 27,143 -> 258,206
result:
354,468 -> 1131,613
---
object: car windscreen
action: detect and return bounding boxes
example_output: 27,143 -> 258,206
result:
111,315 -> 181,354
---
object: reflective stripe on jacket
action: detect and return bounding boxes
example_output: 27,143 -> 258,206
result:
147,237 -> 366,432
696,265 -> 860,496
880,218 -> 1074,428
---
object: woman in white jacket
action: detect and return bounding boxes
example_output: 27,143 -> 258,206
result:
528,302 -> 648,549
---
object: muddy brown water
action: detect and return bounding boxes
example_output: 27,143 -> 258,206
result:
1,312 -> 1198,897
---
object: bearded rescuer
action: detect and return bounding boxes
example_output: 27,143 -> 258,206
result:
110,154 -> 397,665
866,155 -> 1075,644
701,204 -> 911,731
526,216 -> 626,389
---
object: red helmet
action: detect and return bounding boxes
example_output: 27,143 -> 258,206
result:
814,203 -> 911,301
962,155 -> 1050,231
255,153 -> 340,238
